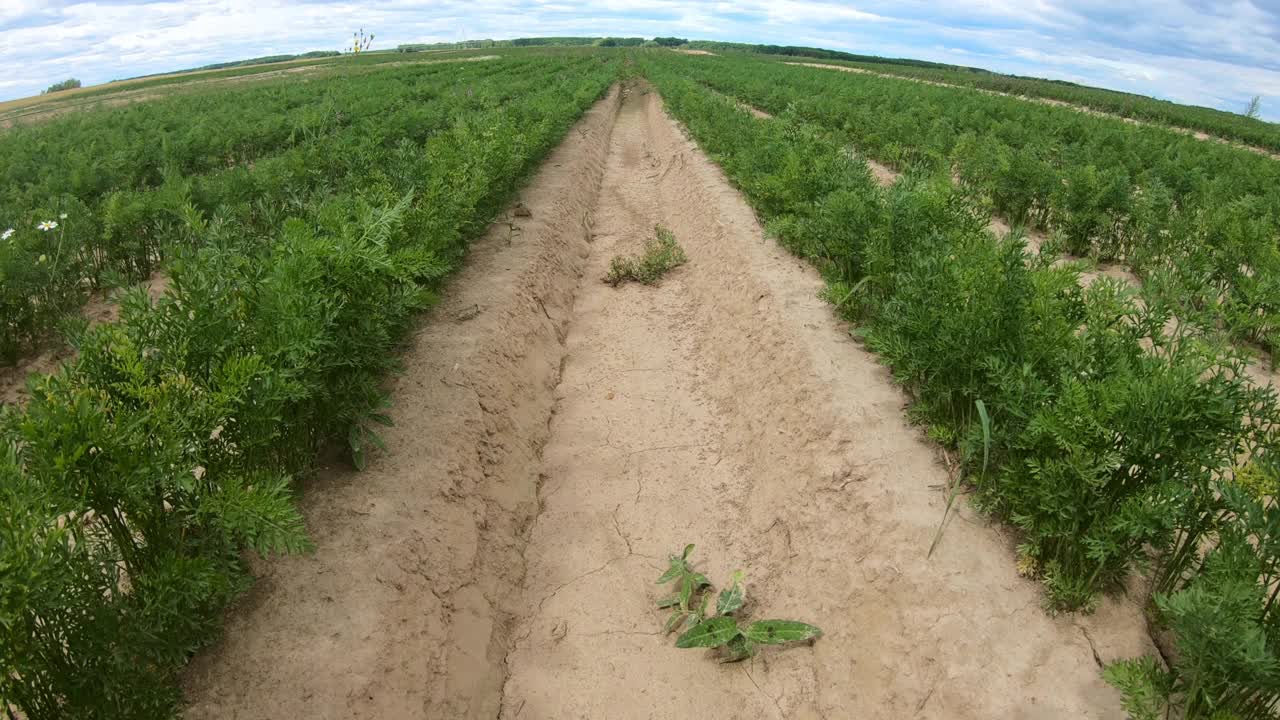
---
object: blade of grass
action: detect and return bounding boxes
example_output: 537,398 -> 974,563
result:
928,399 -> 989,558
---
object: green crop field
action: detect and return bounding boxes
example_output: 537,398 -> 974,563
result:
2,44 -> 1279,720
789,55 -> 1280,154
0,47 -> 620,717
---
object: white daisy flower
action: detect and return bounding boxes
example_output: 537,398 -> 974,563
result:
1,228 -> 13,241
36,220 -> 57,231
59,212 -> 68,220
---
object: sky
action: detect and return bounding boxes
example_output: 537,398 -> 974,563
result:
3,0 -> 1280,121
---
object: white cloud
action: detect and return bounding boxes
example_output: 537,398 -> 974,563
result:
2,0 -> 1280,120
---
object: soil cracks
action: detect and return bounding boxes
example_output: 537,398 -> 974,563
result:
182,83 -> 1155,719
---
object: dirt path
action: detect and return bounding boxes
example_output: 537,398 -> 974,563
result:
789,62 -> 1280,162
499,85 -> 1152,718
182,83 -> 1154,719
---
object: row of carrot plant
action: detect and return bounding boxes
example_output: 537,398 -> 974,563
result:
643,52 -> 1280,719
667,53 -> 1280,365
0,52 -> 619,718
792,55 -> 1280,154
0,52 -> 559,361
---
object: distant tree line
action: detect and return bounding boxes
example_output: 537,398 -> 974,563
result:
398,37 -> 600,52
684,40 -> 972,70
511,37 -> 597,46
397,36 -> 680,53
43,78 -> 81,94
594,37 -> 645,47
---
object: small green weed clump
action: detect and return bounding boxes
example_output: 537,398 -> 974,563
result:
656,544 -> 822,662
604,225 -> 687,286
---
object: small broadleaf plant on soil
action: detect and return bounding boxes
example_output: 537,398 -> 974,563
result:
657,544 -> 822,662
605,225 -> 687,286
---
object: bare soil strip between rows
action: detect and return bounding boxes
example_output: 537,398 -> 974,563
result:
0,273 -> 169,406
182,83 -> 1151,719
789,62 -> 1280,162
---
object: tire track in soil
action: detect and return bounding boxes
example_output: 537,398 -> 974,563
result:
498,83 -> 1154,719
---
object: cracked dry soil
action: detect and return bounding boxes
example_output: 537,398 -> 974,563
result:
182,83 -> 1156,719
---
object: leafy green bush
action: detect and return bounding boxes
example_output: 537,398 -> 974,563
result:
604,225 -> 687,286
43,78 -> 81,94
1108,524 -> 1280,719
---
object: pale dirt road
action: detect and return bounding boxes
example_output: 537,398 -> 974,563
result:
183,82 -> 1153,719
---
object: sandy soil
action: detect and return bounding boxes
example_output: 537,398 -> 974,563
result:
859,151 -> 902,188
180,81 -> 1156,718
0,347 -> 68,406
790,62 -> 1280,161
0,273 -> 170,406
80,272 -> 170,326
